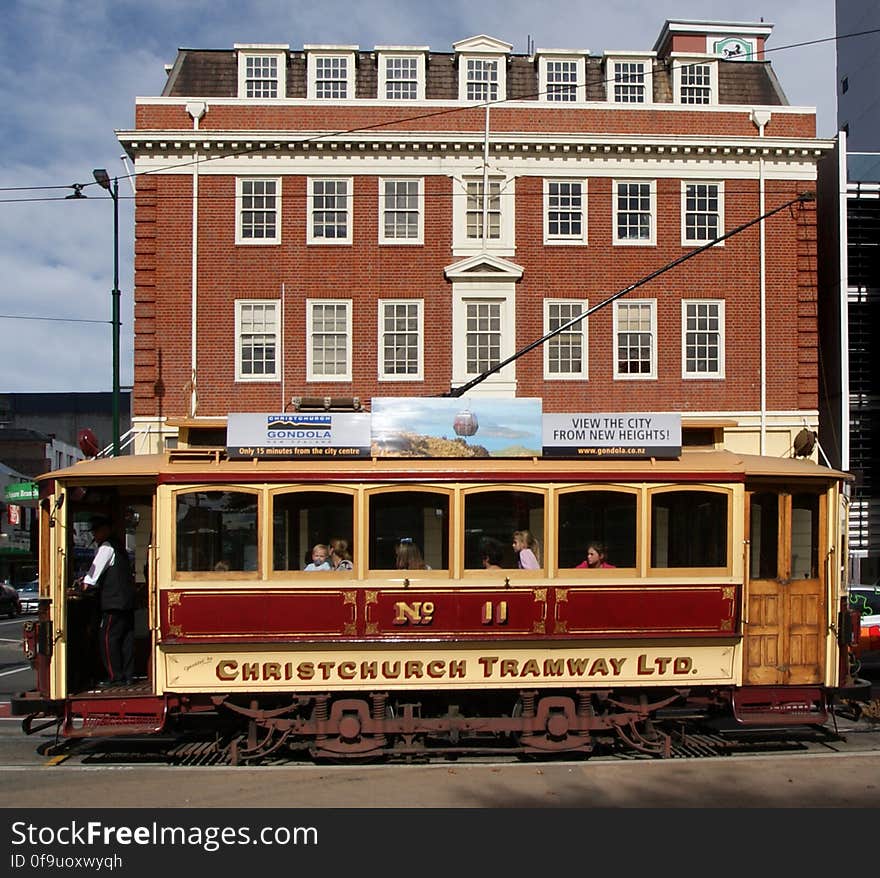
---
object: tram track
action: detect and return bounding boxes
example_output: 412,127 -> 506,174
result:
23,715 -> 877,768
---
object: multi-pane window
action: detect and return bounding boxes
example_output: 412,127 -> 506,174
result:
379,300 -> 423,380
244,55 -> 279,98
545,180 -> 586,243
614,300 -> 656,378
466,179 -> 501,240
384,56 -> 418,99
466,301 -> 502,374
613,61 -> 647,102
380,179 -> 422,243
545,60 -> 578,101
545,300 -> 587,379
466,58 -> 499,101
683,301 -> 724,378
309,178 -> 350,243
679,62 -> 712,104
238,178 -> 279,243
236,301 -> 279,380
307,301 -> 351,381
315,56 -> 349,98
683,183 -> 722,244
614,181 -> 655,244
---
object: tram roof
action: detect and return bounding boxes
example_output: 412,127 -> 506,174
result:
40,449 -> 851,485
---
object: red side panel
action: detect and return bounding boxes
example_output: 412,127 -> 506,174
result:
160,584 -> 740,643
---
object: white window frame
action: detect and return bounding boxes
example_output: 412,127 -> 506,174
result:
544,179 -> 588,245
236,177 -> 281,245
537,52 -> 587,102
681,181 -> 724,247
672,55 -> 718,105
458,55 -> 506,102
307,177 -> 352,245
451,283 -> 517,396
377,299 -> 424,381
452,174 -> 515,255
613,299 -> 657,380
604,54 -> 654,104
379,177 -> 424,245
236,45 -> 287,99
613,179 -> 656,246
235,300 -> 280,382
305,47 -> 357,100
544,299 -> 588,380
682,300 -> 725,379
376,48 -> 426,100
306,299 -> 352,382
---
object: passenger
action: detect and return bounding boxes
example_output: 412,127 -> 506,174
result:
512,530 -> 541,570
480,538 -> 504,570
576,541 -> 616,569
395,538 -> 430,570
80,514 -> 135,688
329,538 -> 353,571
213,560 -> 230,572
304,544 -> 331,571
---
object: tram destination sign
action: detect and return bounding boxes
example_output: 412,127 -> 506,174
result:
226,412 -> 372,459
542,412 -> 681,459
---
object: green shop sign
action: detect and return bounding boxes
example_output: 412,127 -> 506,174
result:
4,481 -> 38,502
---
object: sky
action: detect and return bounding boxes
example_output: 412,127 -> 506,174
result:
0,0 -> 844,394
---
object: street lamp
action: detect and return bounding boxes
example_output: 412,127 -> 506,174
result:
92,169 -> 121,457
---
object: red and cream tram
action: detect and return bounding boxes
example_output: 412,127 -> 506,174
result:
14,414 -> 866,762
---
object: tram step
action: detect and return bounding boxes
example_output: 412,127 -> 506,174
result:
732,687 -> 827,726
63,697 -> 167,738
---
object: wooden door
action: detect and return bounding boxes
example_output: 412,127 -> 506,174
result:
743,489 -> 826,685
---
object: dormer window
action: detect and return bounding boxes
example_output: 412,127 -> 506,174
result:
376,47 -> 427,100
537,50 -> 587,102
453,35 -> 511,102
605,53 -> 655,103
306,46 -> 357,99
672,56 -> 717,105
236,44 -> 288,99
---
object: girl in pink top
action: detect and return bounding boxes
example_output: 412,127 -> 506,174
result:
576,541 -> 616,569
512,530 -> 541,569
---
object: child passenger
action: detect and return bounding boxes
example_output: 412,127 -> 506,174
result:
512,530 -> 541,569
304,544 -> 331,571
576,541 -> 616,569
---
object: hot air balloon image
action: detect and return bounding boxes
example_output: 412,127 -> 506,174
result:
453,408 -> 479,437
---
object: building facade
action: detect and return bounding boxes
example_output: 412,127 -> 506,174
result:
119,19 -> 830,457
818,3 -> 880,581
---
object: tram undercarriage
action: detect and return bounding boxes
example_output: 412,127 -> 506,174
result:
17,684 -> 834,765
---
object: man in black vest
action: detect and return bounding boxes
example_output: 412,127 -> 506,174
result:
82,514 -> 135,687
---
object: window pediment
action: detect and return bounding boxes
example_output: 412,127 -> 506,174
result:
444,254 -> 523,280
452,35 -> 512,55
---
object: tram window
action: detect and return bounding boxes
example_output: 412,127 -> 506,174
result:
651,490 -> 728,568
791,494 -> 819,578
464,490 -> 544,569
557,490 -> 636,569
369,491 -> 449,570
272,491 -> 354,571
749,493 -> 779,579
175,491 -> 258,572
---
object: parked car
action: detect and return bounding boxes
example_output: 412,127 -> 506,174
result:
0,583 -> 21,618
16,580 -> 39,614
849,583 -> 880,671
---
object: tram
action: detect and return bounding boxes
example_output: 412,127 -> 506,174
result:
13,406 -> 867,762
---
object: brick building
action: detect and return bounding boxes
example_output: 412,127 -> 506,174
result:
118,19 -> 831,456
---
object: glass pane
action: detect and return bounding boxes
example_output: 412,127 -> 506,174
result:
464,491 -> 544,569
272,491 -> 354,571
369,491 -> 449,571
175,491 -> 258,572
651,490 -> 728,568
557,491 -> 637,568
791,494 -> 819,578
749,492 -> 779,579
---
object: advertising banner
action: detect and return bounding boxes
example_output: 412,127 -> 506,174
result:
542,412 -> 682,459
226,413 -> 371,459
